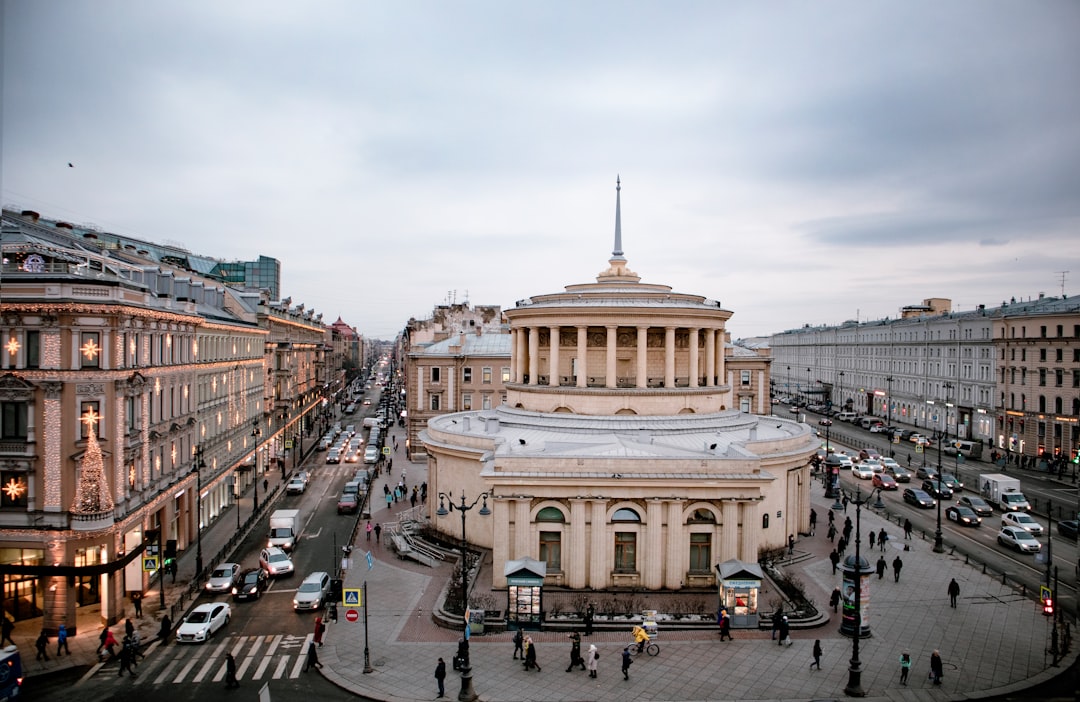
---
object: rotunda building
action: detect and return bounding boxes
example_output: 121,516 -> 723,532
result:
421,182 -> 817,593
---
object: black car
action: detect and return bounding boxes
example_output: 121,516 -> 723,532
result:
1058,520 -> 1079,540
903,488 -> 936,509
231,567 -> 269,601
922,479 -> 953,500
945,505 -> 982,527
957,495 -> 993,517
915,466 -> 939,481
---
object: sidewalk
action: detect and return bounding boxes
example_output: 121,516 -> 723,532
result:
319,437 -> 1073,701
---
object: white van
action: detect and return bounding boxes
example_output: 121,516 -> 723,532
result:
944,439 -> 983,460
860,417 -> 883,430
837,412 -> 857,423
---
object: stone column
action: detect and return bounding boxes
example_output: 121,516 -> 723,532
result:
605,326 -> 617,388
664,327 -> 676,388
740,500 -> 761,562
688,328 -> 700,388
492,498 -> 511,587
509,328 -> 519,383
549,325 -> 560,386
721,500 -> 740,562
705,329 -> 716,387
515,498 -> 532,557
589,500 -> 608,589
568,499 -> 588,589
645,499 -> 664,589
528,327 -> 539,385
636,326 -> 648,388
715,331 -> 726,385
576,326 -> 588,387
664,501 -> 684,589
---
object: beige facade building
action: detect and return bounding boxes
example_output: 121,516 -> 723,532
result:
421,182 -> 816,594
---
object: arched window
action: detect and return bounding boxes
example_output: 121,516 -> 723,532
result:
687,509 -> 716,524
611,508 -> 640,522
536,507 -> 565,523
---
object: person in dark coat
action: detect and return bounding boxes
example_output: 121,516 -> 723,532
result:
788,534 -> 795,555
777,615 -> 791,646
159,614 -> 172,645
225,652 -> 239,688
930,649 -> 944,685
512,629 -> 524,659
948,578 -> 960,607
621,646 -> 632,680
718,608 -> 733,641
771,612 -> 782,640
523,635 -> 540,671
903,518 -> 913,540
837,536 -> 847,557
830,587 -> 841,613
34,630 -> 49,661
584,602 -> 595,636
876,556 -> 887,579
303,641 -> 323,672
0,617 -> 14,647
878,528 -> 888,551
125,618 -> 135,638
829,549 -> 840,574
374,523 -> 382,544
810,639 -> 822,669
892,556 -> 903,582
566,630 -> 585,671
131,591 -> 143,618
434,657 -> 446,698
827,523 -> 837,542
869,531 -> 876,549
809,508 -> 817,535
118,635 -> 137,677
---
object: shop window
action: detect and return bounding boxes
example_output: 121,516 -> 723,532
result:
614,532 -> 636,572
539,531 -> 561,571
689,533 -> 711,573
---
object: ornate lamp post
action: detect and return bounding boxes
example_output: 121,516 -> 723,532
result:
933,383 -> 952,554
839,486 -> 882,697
192,445 -> 206,576
436,490 -> 491,702
885,376 -> 893,426
279,409 -> 289,479
251,420 -> 261,512
839,370 -> 845,411
806,367 -> 811,405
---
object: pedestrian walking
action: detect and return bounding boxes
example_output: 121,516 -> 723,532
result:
385,492 -> 393,509
56,623 -> 70,656
771,611 -> 782,640
587,644 -> 599,678
584,602 -> 595,636
566,630 -> 585,671
263,478 -> 269,493
303,641 -> 323,671
837,536 -> 847,557
131,591 -> 143,618
718,608 -> 733,641
0,617 -> 13,647
830,587 -> 841,613
225,652 -> 239,688
878,528 -> 888,551
118,635 -> 136,676
410,490 -> 418,508
34,630 -> 49,661
869,531 -> 876,549
313,616 -> 325,646
524,635 -> 541,671
810,639 -> 822,669
788,534 -> 795,555
876,556 -> 887,579
829,549 -> 840,574
827,523 -> 836,542
512,629 -> 524,659
892,556 -> 903,582
930,649 -> 944,685
621,646 -> 632,680
125,617 -> 135,638
100,628 -> 118,660
778,615 -> 791,646
374,523 -> 382,544
809,508 -> 817,535
842,494 -> 849,512
158,614 -> 172,645
435,657 -> 446,698
366,521 -> 373,540
904,518 -> 913,539
899,650 -> 911,685
948,578 -> 960,607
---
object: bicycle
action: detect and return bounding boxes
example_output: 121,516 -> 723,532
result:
625,640 -> 660,657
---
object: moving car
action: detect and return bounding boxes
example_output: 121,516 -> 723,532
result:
938,473 -> 963,491
851,464 -> 875,480
232,568 -> 269,601
176,602 -> 231,643
903,488 -> 936,509
326,448 -> 342,464
862,459 -> 884,474
818,418 -> 833,426
286,477 -> 307,495
872,473 -> 898,490
945,505 -> 982,527
1057,520 -> 1079,540
259,546 -> 295,578
883,461 -> 912,483
337,492 -> 360,514
293,571 -> 331,611
1001,512 -> 1044,535
922,479 -> 952,500
998,526 -> 1041,553
957,495 -> 993,517
205,562 -> 241,593
915,466 -> 939,481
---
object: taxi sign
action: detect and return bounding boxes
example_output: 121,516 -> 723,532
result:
343,588 -> 362,606
142,556 -> 158,572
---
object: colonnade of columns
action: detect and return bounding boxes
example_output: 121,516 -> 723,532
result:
508,325 -> 727,390
492,496 -> 762,590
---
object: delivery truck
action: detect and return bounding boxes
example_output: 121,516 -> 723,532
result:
979,473 -> 1030,512
268,509 -> 300,551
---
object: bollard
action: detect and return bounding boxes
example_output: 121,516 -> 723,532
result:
1002,572 -> 1007,584
983,563 -> 987,574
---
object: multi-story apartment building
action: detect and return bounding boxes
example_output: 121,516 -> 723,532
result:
0,210 -> 333,633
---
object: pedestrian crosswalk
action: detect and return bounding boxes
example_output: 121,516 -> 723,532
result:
78,632 -> 315,687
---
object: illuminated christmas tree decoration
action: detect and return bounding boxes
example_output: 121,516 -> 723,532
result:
71,422 -> 115,515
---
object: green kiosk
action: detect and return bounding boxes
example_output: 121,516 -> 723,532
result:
505,557 -> 546,630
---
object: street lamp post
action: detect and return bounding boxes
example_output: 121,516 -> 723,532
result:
806,367 -> 811,405
933,384 -> 952,554
436,491 -> 491,702
279,410 -> 289,479
251,421 -> 261,512
838,371 -> 845,411
234,483 -> 241,529
192,445 -> 207,577
885,376 -> 893,427
839,486 -> 881,697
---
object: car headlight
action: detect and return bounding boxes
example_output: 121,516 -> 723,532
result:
232,587 -> 238,594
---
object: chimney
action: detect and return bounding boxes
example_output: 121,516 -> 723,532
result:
55,222 -> 74,230
20,210 -> 40,222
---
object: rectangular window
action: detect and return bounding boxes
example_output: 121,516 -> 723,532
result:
0,471 -> 28,508
614,532 -> 636,572
740,370 -> 751,386
462,367 -> 472,383
539,531 -> 562,571
1040,349 -> 1047,362
80,331 -> 101,368
79,401 -> 101,439
1039,369 -> 1047,386
0,402 -> 29,440
1056,369 -> 1063,387
461,393 -> 472,411
739,397 -> 752,413
482,367 -> 492,384
430,367 -> 441,383
501,367 -> 510,383
482,395 -> 492,410
126,396 -> 137,433
26,331 -> 40,369
689,533 -> 711,573
430,395 -> 441,411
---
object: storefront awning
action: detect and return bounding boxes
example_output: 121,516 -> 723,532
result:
504,557 -> 546,585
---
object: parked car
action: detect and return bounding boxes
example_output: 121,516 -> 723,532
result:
922,479 -> 953,500
945,505 -> 982,527
293,571 -> 331,611
998,526 -> 1041,553
232,568 -> 269,601
176,602 -> 231,643
286,477 -> 307,495
903,488 -> 936,509
1001,512 -> 1044,535
259,546 -> 295,578
337,492 -> 360,514
205,562 -> 241,593
872,473 -> 898,490
957,495 -> 993,517
1057,520 -> 1079,540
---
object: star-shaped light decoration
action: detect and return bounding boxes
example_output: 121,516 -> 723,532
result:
81,406 -> 101,430
5,338 -> 20,356
80,338 -> 101,361
2,477 -> 26,501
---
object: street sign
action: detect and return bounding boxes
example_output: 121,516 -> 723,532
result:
366,550 -> 374,570
142,556 -> 158,572
345,608 -> 359,622
285,439 -> 293,449
382,446 -> 391,456
343,588 -> 362,606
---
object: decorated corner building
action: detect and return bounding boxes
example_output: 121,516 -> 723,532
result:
421,181 -> 817,597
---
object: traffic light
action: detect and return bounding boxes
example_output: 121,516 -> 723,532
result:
1043,596 -> 1054,616
1072,449 -> 1079,465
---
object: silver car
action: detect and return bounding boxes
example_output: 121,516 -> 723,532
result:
205,562 -> 240,593
259,546 -> 295,578
293,571 -> 331,611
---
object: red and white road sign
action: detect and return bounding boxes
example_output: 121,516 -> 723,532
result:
345,608 -> 359,622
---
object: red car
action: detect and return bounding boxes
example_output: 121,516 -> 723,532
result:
872,473 -> 898,490
337,492 -> 359,514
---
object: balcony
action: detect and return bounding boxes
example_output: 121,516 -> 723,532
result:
71,509 -> 115,532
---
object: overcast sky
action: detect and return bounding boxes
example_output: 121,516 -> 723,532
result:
2,1 -> 1078,339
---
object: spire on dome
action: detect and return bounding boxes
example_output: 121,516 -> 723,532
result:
612,175 -> 625,261
597,176 -> 640,283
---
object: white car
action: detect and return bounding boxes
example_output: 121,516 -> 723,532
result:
1001,512 -> 1044,535
851,464 -> 875,480
862,459 -> 884,474
205,562 -> 240,593
286,477 -> 306,494
176,602 -> 231,643
260,546 -> 295,578
998,526 -> 1042,553
293,571 -> 331,611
